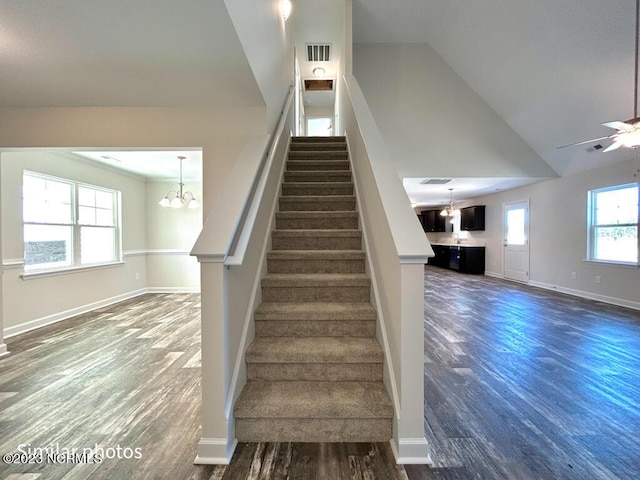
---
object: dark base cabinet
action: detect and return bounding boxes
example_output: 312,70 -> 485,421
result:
427,245 -> 485,274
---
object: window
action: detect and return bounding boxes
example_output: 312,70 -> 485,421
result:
23,171 -> 121,272
587,183 -> 639,264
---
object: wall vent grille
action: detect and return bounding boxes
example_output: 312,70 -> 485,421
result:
419,178 -> 453,185
306,44 -> 331,62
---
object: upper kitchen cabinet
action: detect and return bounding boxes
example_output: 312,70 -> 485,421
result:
460,206 -> 485,231
421,209 -> 448,232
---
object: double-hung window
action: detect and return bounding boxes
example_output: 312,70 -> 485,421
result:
587,183 -> 639,265
23,171 -> 121,272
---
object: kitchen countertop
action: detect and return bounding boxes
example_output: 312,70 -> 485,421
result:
430,242 -> 486,247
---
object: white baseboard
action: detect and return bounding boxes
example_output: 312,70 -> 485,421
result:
0,343 -> 8,358
529,280 -> 640,311
4,289 -> 148,339
193,438 -> 237,465
390,438 -> 432,465
484,271 -> 504,279
146,287 -> 200,294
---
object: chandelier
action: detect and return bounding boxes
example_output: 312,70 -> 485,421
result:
158,156 -> 199,209
440,188 -> 460,218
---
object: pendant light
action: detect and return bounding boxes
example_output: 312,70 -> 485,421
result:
440,188 -> 460,218
158,156 -> 199,209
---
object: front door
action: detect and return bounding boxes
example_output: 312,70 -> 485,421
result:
503,200 -> 529,283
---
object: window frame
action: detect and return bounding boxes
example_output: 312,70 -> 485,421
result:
22,171 -> 123,275
586,182 -> 639,266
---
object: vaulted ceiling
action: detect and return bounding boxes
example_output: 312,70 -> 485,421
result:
353,0 -> 637,178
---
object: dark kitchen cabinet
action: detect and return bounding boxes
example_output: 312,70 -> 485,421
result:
427,245 -> 485,274
460,206 -> 485,231
421,210 -> 448,232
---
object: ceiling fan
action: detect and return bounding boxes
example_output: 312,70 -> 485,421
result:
559,0 -> 640,152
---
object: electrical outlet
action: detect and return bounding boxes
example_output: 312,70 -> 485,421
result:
595,275 -> 601,283
571,272 -> 577,280
135,272 -> 140,281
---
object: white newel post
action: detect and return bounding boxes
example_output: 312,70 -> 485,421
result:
194,261 -> 233,464
0,156 -> 6,358
397,262 -> 429,462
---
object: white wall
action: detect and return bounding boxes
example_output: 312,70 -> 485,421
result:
145,181 -> 202,291
353,43 -> 558,180
427,157 -> 640,309
305,106 -> 333,117
224,0 -> 294,132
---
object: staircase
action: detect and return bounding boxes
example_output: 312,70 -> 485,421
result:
234,136 -> 393,442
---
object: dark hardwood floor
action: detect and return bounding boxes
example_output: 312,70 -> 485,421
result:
1,269 -> 639,479
407,266 -> 640,480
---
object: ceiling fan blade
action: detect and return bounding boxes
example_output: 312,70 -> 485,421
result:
602,121 -> 633,130
603,141 -> 623,152
556,135 -> 615,149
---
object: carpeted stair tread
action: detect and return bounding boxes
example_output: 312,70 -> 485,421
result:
272,229 -> 361,238
288,151 -> 349,160
262,273 -> 369,287
276,211 -> 358,219
234,381 -> 393,419
246,337 -> 383,363
289,143 -> 347,151
292,136 -> 346,143
280,195 -> 356,202
255,302 -> 376,321
267,250 -> 364,260
284,171 -> 352,182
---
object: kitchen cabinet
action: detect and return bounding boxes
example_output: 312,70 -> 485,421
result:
427,244 -> 485,274
421,209 -> 448,232
460,206 -> 485,231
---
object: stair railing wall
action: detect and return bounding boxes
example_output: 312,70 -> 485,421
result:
190,87 -> 295,464
341,74 -> 434,464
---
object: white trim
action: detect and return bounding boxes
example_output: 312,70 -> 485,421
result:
4,289 -> 147,338
123,250 -> 147,257
583,259 -> 639,269
20,261 -> 126,280
346,136 -> 401,417
390,438 -> 432,465
20,261 -> 125,280
146,287 -> 200,294
400,254 -> 431,264
0,344 -> 8,358
194,254 -> 227,264
529,280 -> 640,311
146,249 -> 191,256
484,270 -> 504,279
224,138 -> 291,420
123,249 -> 191,257
2,258 -> 25,269
194,438 -> 237,465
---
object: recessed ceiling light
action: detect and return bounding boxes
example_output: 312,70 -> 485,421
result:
312,67 -> 325,77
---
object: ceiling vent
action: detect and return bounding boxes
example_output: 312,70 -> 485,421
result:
419,178 -> 453,185
306,44 -> 331,62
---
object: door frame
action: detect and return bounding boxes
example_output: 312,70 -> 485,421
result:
503,199 -> 530,283
305,116 -> 333,137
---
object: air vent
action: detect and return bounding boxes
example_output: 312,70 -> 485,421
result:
419,178 -> 453,185
306,44 -> 331,62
